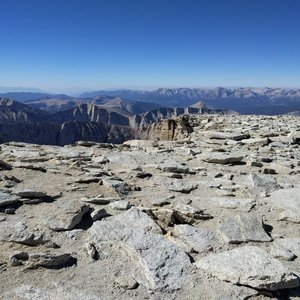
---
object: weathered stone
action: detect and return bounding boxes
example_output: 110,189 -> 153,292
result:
0,217 -> 48,245
0,160 -> 13,170
263,167 -> 276,174
270,241 -> 296,261
9,252 -> 29,266
65,229 -> 84,240
102,178 -> 132,195
213,197 -> 255,212
12,162 -> 47,172
204,131 -> 250,141
169,182 -> 198,194
288,130 -> 300,144
271,238 -> 300,260
248,173 -> 282,198
90,218 -> 191,291
196,246 -> 299,291
136,172 -> 152,179
109,200 -> 131,210
242,137 -> 269,146
6,284 -> 103,300
106,207 -> 162,234
75,176 -> 101,184
173,224 -> 217,253
91,156 -> 109,164
148,208 -> 177,228
0,192 -> 19,207
173,204 -> 212,223
14,190 -> 48,198
5,207 -> 15,214
44,201 -> 90,231
202,153 -> 244,164
150,196 -> 172,207
26,252 -> 72,269
162,161 -> 189,174
84,242 -> 98,260
90,208 -> 109,221
268,188 -> 300,223
218,213 -> 272,243
82,196 -> 121,205
115,275 -> 139,290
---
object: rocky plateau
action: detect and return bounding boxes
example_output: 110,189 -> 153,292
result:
0,113 -> 300,299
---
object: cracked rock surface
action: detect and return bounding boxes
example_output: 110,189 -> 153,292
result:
0,114 -> 300,299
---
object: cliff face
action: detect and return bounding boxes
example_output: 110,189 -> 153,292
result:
141,115 -> 194,141
0,122 -> 136,145
49,104 -> 130,126
0,98 -> 230,145
0,98 -> 49,123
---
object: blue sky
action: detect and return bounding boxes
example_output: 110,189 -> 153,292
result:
0,0 -> 299,93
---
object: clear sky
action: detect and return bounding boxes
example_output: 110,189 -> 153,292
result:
0,0 -> 300,93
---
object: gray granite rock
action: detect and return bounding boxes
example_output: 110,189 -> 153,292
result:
248,173 -> 282,198
174,224 -> 217,253
212,197 -> 255,212
102,178 -> 132,195
174,204 -> 212,223
14,190 -> 48,198
204,131 -> 250,141
270,241 -> 296,261
0,217 -> 48,245
90,219 -> 191,291
44,201 -> 90,231
82,196 -> 121,205
196,246 -> 299,291
105,207 -> 162,234
271,238 -> 300,259
169,182 -> 198,193
218,213 -> 272,243
90,208 -> 109,221
269,188 -> 300,223
109,200 -> 131,210
26,252 -> 71,269
0,192 -> 19,207
202,153 -> 244,164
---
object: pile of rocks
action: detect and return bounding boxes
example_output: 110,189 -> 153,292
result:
0,114 -> 299,299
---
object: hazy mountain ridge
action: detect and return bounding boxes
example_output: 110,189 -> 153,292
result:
3,87 -> 300,115
79,87 -> 300,114
27,96 -> 163,115
0,92 -> 71,102
0,98 -> 49,123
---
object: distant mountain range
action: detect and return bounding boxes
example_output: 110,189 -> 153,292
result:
0,92 -> 71,102
1,87 -> 300,115
0,97 -> 227,145
79,87 -> 300,114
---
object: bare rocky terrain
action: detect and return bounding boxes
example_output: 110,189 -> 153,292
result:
0,114 -> 300,299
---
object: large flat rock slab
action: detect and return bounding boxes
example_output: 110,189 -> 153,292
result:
269,188 -> 300,223
204,131 -> 250,141
248,173 -> 282,198
43,200 -> 90,231
173,224 -> 217,253
218,213 -> 272,243
196,246 -> 299,291
201,153 -> 244,164
212,197 -> 255,212
0,217 -> 48,245
90,209 -> 191,291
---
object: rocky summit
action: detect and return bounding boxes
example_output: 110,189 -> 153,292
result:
0,114 -> 300,299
